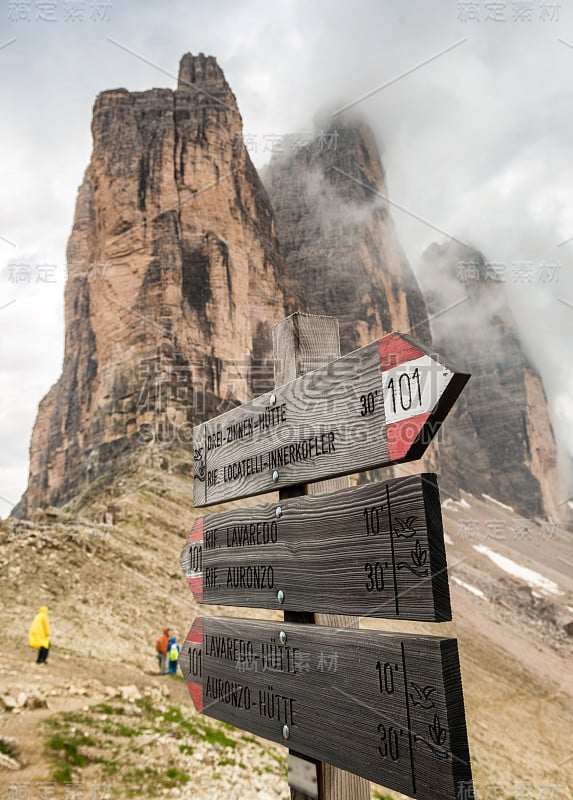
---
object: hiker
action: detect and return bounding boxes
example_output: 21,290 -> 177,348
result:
168,636 -> 180,675
29,606 -> 50,664
156,627 -> 170,675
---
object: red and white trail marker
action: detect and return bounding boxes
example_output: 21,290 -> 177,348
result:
379,334 -> 461,462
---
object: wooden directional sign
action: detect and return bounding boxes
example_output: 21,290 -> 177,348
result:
193,333 -> 469,506
181,473 -> 451,621
181,617 -> 472,800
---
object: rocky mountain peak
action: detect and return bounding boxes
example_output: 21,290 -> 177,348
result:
271,114 -> 386,195
14,53 -> 285,517
419,240 -> 563,518
177,52 -> 240,113
264,114 -> 431,354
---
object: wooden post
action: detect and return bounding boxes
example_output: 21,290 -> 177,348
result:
273,313 -> 371,800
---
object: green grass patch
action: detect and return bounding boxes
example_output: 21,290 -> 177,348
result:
265,748 -> 286,765
134,698 -> 157,716
121,766 -> 160,797
54,711 -> 93,726
200,724 -> 237,749
160,706 -> 185,724
100,719 -> 141,737
53,765 -> 73,784
164,767 -> 190,786
45,730 -> 101,784
102,759 -> 120,775
42,695 -> 288,795
92,702 -> 125,715
46,734 -> 90,765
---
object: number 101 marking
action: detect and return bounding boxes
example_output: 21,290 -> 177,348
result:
386,368 -> 422,414
188,543 -> 202,574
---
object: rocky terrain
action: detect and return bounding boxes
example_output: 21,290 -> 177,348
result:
1,453 -> 573,799
419,242 -> 563,519
13,52 -> 564,524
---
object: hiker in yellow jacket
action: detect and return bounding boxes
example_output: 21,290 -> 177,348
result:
29,606 -> 50,664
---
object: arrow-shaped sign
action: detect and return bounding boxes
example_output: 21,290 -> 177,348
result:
180,617 -> 473,800
181,473 -> 451,621
193,333 -> 469,506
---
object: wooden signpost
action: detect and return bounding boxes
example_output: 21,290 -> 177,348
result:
181,314 -> 473,800
180,473 -> 451,621
192,332 -> 469,507
180,617 -> 472,800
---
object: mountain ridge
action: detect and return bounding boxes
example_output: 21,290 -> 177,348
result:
13,52 -> 564,525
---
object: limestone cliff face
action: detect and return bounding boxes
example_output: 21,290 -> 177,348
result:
419,242 -> 562,519
16,57 -> 560,522
16,53 -> 285,516
263,119 -> 436,483
263,119 -> 431,354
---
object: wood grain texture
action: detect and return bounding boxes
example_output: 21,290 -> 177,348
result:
180,473 -> 451,621
274,314 -> 369,800
273,313 -> 341,384
193,319 -> 469,507
180,617 -> 473,800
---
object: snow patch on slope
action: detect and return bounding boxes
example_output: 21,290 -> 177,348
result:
474,544 -> 563,596
452,576 -> 486,599
482,494 -> 514,513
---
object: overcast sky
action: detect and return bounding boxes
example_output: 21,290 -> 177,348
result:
1,0 -> 573,513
